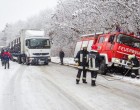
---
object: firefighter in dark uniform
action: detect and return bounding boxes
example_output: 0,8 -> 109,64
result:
75,44 -> 89,84
128,54 -> 140,78
88,46 -> 100,86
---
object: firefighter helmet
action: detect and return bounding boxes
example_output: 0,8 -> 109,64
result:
82,44 -> 87,48
128,54 -> 135,60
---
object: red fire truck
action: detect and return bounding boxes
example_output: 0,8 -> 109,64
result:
74,32 -> 140,75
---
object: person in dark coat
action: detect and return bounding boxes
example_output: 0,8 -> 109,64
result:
0,49 -> 4,66
59,49 -> 65,65
119,55 -> 128,75
128,54 -> 140,78
88,46 -> 101,86
75,44 -> 89,84
3,50 -> 11,69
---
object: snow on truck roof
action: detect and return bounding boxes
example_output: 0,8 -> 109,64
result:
25,30 -> 45,37
81,32 -> 140,38
81,32 -> 105,37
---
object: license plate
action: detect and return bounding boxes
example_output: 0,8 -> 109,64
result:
39,60 -> 44,64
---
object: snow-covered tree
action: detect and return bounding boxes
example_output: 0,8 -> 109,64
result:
0,0 -> 140,56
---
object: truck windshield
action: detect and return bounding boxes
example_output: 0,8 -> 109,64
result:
117,34 -> 140,48
28,39 -> 50,49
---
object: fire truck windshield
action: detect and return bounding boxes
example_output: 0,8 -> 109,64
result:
117,34 -> 140,48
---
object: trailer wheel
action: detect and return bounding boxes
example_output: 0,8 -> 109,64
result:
18,56 -> 21,64
99,60 -> 107,75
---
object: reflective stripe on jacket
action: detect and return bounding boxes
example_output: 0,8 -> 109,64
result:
75,50 -> 89,68
88,51 -> 100,71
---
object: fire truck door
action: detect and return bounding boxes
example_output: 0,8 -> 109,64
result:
96,36 -> 105,52
106,35 -> 115,51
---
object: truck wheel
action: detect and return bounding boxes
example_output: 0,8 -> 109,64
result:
18,56 -> 21,64
44,62 -> 48,65
44,59 -> 49,65
99,60 -> 107,75
21,57 -> 26,64
25,57 -> 30,65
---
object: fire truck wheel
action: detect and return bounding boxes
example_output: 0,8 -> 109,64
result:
99,60 -> 107,75
131,73 -> 136,78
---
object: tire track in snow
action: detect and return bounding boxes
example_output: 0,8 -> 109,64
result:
37,66 -> 95,110
39,63 -> 140,110
98,83 -> 140,102
2,65 -> 27,110
50,63 -> 140,99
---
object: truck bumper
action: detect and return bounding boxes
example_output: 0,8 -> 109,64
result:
29,57 -> 51,65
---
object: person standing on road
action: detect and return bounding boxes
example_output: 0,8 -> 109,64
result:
0,49 -> 4,66
128,54 -> 140,78
88,45 -> 101,86
59,49 -> 65,65
75,44 -> 89,84
121,55 -> 128,75
3,50 -> 12,69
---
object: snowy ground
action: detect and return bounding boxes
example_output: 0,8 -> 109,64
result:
0,61 -> 140,110
51,57 -> 75,65
51,57 -> 140,85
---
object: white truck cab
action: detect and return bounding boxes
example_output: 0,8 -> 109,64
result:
10,30 -> 51,65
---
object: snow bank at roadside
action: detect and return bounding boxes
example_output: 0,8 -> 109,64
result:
51,57 -> 75,65
113,75 -> 140,85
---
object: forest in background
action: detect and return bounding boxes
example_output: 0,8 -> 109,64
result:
0,0 -> 140,57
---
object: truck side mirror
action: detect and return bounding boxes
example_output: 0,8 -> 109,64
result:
26,41 -> 28,46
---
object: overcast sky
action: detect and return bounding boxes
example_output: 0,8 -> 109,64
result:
0,0 -> 58,31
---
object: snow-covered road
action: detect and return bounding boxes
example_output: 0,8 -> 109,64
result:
0,61 -> 140,110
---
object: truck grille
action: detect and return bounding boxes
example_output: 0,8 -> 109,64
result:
33,53 -> 49,55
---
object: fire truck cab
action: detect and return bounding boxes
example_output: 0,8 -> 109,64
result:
74,32 -> 140,76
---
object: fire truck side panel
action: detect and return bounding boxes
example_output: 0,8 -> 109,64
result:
117,44 -> 140,60
87,40 -> 94,51
74,37 -> 96,57
74,41 -> 82,57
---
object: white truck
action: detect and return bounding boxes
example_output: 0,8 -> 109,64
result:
9,29 -> 51,65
